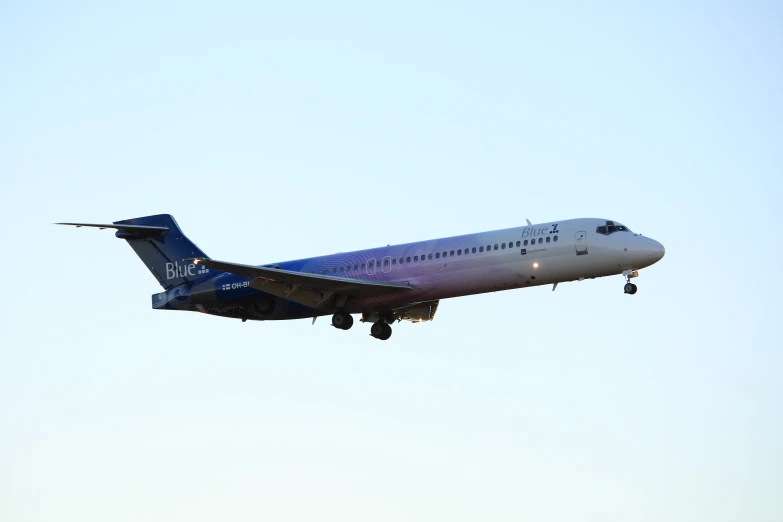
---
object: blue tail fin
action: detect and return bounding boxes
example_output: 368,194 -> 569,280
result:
113,214 -> 214,289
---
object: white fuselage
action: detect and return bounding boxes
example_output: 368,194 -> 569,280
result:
317,218 -> 665,313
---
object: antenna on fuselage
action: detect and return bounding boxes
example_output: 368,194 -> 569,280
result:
526,219 -> 532,226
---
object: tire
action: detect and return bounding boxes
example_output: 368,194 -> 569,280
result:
371,322 -> 385,338
624,283 -> 634,294
380,323 -> 392,340
332,312 -> 353,330
342,314 -> 354,330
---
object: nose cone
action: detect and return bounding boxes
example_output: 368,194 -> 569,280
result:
643,238 -> 665,265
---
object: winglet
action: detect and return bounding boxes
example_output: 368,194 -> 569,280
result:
526,219 -> 532,226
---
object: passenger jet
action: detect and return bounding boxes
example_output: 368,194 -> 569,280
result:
59,214 -> 665,340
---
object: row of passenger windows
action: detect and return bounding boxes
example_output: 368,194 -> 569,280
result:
310,235 -> 559,274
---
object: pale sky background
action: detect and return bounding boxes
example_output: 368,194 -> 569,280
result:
1,2 -> 781,521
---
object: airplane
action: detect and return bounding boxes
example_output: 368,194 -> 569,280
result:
58,214 -> 665,340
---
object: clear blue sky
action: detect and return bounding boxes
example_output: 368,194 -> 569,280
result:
2,2 -> 781,521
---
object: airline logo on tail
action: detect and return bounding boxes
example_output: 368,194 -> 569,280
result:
165,261 -> 209,280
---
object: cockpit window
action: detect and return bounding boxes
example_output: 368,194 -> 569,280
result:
596,221 -> 632,235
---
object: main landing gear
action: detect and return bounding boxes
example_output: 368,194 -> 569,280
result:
332,311 -> 392,340
623,269 -> 639,295
332,310 -> 354,330
370,321 -> 392,341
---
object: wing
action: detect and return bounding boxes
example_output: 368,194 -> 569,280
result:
188,258 -> 412,308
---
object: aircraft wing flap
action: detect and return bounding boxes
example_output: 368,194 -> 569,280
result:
187,258 -> 412,299
393,300 -> 440,322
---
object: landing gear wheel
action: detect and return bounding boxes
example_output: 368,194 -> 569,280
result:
370,321 -> 392,340
332,311 -> 353,330
381,323 -> 392,340
624,283 -> 638,295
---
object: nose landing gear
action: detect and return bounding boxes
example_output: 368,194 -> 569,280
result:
622,269 -> 639,295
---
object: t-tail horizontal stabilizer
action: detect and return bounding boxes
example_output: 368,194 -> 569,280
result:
56,222 -> 169,239
57,214 -> 211,289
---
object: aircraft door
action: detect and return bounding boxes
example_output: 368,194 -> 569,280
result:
575,231 -> 588,255
382,256 -> 392,274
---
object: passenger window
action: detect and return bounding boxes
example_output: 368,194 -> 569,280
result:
354,265 -> 358,270
479,246 -> 484,252
435,252 -> 440,259
458,249 -> 462,255
384,259 -> 389,266
361,263 -> 366,269
487,245 -> 491,251
472,247 -> 476,253
538,238 -> 543,244
414,255 -> 419,262
553,235 -> 558,242
450,250 -> 454,256
406,257 -> 411,263
516,241 -> 520,247
443,252 -> 447,258
494,244 -> 498,250
501,243 -> 506,249
428,254 -> 433,260
392,259 -> 396,265
369,261 -> 374,268
546,236 -> 550,243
